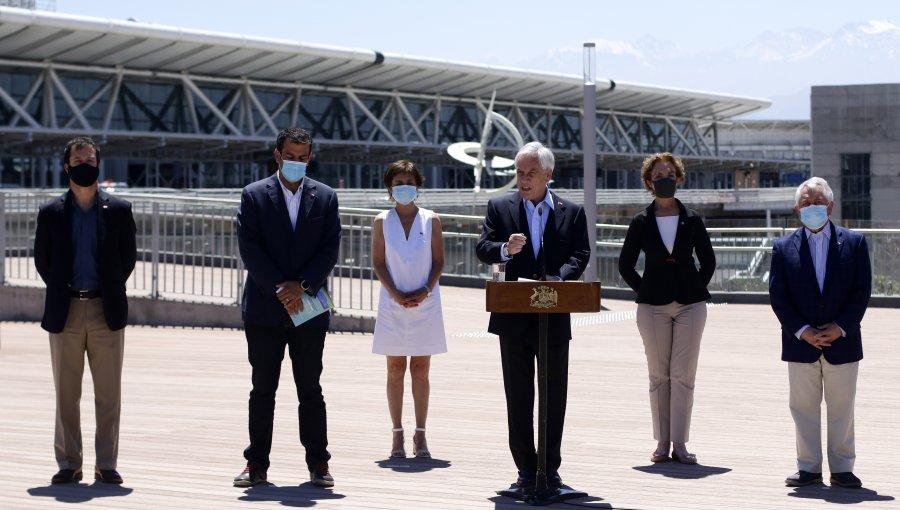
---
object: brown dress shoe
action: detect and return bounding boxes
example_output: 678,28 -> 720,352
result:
233,464 -> 267,487
309,463 -> 334,487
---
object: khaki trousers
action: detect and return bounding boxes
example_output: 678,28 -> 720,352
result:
788,356 -> 858,473
49,297 -> 124,471
636,301 -> 707,443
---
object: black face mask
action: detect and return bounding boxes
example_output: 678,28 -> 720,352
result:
652,177 -> 677,198
67,163 -> 99,187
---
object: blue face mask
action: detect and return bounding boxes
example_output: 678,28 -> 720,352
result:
391,185 -> 418,205
280,160 -> 307,183
799,204 -> 829,231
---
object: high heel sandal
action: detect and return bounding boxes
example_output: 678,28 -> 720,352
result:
413,427 -> 431,458
390,427 -> 406,458
671,445 -> 697,465
651,445 -> 670,463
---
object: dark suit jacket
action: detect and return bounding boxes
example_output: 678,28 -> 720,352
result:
618,199 -> 716,305
768,222 -> 871,364
475,191 -> 591,340
237,174 -> 341,328
34,190 -> 137,333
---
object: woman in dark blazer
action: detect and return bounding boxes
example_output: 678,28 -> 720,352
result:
618,152 -> 716,465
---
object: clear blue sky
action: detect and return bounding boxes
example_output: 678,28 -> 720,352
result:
58,0 -> 897,65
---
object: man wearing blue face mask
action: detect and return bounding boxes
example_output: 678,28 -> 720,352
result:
769,176 -> 872,489
234,127 -> 342,488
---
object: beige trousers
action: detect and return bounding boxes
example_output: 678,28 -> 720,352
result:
636,301 -> 707,443
49,297 -> 125,471
788,356 -> 858,473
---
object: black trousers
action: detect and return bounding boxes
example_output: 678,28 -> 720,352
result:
243,321 -> 330,471
499,334 -> 569,474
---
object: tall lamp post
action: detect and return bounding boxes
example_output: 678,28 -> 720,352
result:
582,42 -> 598,282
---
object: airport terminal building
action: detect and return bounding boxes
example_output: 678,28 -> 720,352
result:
0,5 -> 811,198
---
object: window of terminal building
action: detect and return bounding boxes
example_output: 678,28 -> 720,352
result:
840,154 -> 871,221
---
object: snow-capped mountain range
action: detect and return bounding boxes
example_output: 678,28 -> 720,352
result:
513,21 -> 900,120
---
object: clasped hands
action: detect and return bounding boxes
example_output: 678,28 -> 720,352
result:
392,287 -> 429,308
800,322 -> 843,350
276,280 -> 304,315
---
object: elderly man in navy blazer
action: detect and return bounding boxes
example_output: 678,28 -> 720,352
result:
769,176 -> 871,489
233,128 -> 341,488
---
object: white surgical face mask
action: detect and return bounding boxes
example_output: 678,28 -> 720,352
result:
799,204 -> 828,231
391,185 -> 417,205
280,160 -> 307,183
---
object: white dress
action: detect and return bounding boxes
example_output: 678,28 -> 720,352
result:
372,208 -> 447,356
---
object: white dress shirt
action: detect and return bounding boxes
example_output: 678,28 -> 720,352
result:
278,174 -> 304,230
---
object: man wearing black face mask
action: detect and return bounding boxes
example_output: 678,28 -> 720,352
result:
34,136 -> 137,485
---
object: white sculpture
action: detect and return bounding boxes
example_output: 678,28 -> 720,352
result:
446,91 -> 524,194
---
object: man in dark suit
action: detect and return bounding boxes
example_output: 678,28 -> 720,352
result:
34,136 -> 137,485
769,176 -> 871,489
234,128 -> 341,488
476,141 -> 590,488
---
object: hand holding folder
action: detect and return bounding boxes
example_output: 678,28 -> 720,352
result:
289,287 -> 334,326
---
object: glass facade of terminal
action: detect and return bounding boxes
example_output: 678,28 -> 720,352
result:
1,66 -> 809,192
840,153 -> 871,221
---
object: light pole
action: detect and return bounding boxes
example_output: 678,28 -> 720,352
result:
582,42 -> 598,282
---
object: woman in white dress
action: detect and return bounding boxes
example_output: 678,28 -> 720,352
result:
371,160 -> 447,459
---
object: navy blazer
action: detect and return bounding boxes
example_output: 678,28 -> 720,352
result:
618,199 -> 716,305
237,174 -> 341,328
34,190 -> 137,333
475,191 -> 591,340
768,222 -> 871,364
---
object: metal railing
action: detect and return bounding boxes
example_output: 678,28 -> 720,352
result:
3,191 -> 899,316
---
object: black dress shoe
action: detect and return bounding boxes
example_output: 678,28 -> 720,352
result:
95,469 -> 123,484
515,469 -> 535,488
51,469 -> 83,484
785,470 -> 823,487
548,471 -> 562,488
233,464 -> 267,487
830,472 -> 862,488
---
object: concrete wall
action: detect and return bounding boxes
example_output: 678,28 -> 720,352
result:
0,285 -> 375,332
811,83 -> 900,221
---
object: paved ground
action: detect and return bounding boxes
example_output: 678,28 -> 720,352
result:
1,284 -> 898,509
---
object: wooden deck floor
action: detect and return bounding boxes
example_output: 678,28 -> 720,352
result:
1,285 -> 898,509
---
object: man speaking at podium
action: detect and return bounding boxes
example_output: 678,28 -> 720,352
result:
476,141 -> 591,488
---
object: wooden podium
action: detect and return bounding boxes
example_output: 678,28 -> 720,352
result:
485,281 -> 601,314
486,280 -> 600,505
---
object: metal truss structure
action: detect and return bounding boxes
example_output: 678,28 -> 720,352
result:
0,59 -> 809,189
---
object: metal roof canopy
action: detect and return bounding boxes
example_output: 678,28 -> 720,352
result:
0,6 -> 770,119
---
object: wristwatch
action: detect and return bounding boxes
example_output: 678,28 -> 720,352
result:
425,286 -> 433,298
300,280 -> 310,292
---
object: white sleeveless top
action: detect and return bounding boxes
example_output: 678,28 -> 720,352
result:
372,208 -> 447,356
656,215 -> 678,254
